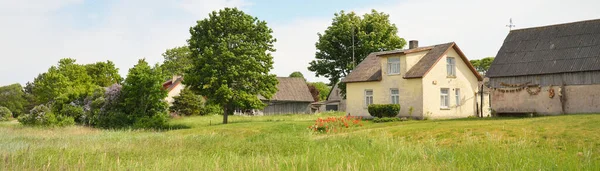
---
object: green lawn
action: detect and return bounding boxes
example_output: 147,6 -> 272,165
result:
1,112 -> 599,170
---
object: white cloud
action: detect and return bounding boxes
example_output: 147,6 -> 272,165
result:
0,0 -> 247,86
268,0 -> 600,84
270,18 -> 330,83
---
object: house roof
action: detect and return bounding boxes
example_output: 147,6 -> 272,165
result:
342,42 -> 482,83
486,19 -> 600,78
262,77 -> 314,102
162,76 -> 183,92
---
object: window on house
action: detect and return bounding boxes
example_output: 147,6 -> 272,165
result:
455,88 -> 461,106
440,88 -> 449,108
447,57 -> 456,76
365,90 -> 374,107
387,57 -> 400,75
390,89 -> 399,104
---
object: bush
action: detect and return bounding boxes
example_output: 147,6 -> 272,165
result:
133,114 -> 168,129
373,117 -> 404,123
0,106 -> 12,121
368,104 -> 400,118
18,104 -> 74,126
169,88 -> 204,116
60,104 -> 85,123
201,104 -> 223,115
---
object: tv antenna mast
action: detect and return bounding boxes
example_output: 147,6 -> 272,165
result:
506,18 -> 516,31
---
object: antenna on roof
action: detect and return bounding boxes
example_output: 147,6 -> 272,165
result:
351,25 -> 356,69
506,18 -> 516,31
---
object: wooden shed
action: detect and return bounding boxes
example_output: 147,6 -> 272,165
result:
258,77 -> 315,115
486,19 -> 600,115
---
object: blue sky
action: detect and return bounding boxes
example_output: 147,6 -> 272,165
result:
1,0 -> 599,86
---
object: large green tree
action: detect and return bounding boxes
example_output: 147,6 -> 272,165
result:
185,8 -> 278,124
120,59 -> 168,127
0,83 -> 28,117
85,60 -> 123,87
161,46 -> 193,77
470,57 -> 495,75
308,10 -> 406,87
31,58 -> 97,105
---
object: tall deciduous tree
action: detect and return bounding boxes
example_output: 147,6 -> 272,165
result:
31,58 -> 96,105
85,60 -> 123,87
470,57 -> 495,75
308,10 -> 406,94
161,46 -> 193,77
185,8 -> 278,124
120,59 -> 168,126
0,83 -> 28,117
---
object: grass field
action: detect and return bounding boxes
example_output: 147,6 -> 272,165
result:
1,112 -> 599,170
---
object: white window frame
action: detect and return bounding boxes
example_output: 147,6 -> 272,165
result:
387,57 -> 400,75
455,88 -> 461,106
440,88 -> 449,109
447,57 -> 456,77
390,89 -> 399,104
365,89 -> 374,107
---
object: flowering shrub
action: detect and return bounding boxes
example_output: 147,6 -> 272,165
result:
308,115 -> 363,133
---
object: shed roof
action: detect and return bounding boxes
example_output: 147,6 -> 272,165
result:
486,19 -> 600,78
342,42 -> 482,83
262,77 -> 314,102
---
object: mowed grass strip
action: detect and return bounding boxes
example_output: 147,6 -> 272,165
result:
1,112 -> 599,170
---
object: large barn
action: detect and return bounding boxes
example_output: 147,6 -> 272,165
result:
486,19 -> 600,115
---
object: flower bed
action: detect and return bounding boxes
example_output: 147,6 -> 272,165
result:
308,115 -> 363,133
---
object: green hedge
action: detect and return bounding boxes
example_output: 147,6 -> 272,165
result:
368,104 -> 400,118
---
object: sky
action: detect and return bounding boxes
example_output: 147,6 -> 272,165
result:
1,0 -> 599,86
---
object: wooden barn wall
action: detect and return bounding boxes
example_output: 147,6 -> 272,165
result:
489,71 -> 600,87
262,101 -> 311,115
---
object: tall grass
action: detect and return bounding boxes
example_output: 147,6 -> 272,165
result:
1,113 -> 599,170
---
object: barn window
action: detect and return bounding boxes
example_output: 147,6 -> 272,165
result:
365,90 -> 373,107
455,88 -> 461,106
390,89 -> 399,104
387,57 -> 400,75
447,57 -> 456,76
440,88 -> 449,109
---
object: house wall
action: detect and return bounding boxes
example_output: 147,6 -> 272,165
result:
490,83 -> 600,115
346,51 -> 426,118
261,101 -> 311,115
421,48 -> 479,119
165,83 -> 185,106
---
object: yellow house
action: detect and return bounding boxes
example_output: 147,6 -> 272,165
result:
342,41 -> 482,119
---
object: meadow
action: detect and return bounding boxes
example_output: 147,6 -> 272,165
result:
1,112 -> 599,170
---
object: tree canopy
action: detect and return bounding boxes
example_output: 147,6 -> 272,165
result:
120,59 -> 168,127
85,61 -> 123,87
31,58 -> 97,105
470,57 -> 495,75
185,8 -> 278,124
309,82 -> 330,101
0,83 -> 28,117
161,46 -> 193,77
308,10 -> 406,86
289,71 -> 305,79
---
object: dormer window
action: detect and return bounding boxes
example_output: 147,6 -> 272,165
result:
387,57 -> 400,75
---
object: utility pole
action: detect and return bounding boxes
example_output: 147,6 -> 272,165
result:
351,24 -> 356,69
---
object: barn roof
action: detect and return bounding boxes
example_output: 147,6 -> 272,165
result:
262,77 -> 314,102
342,42 -> 482,83
486,19 -> 600,78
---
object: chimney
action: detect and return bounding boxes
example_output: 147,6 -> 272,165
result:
409,40 -> 419,49
172,75 -> 179,83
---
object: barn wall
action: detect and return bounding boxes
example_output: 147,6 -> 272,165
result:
262,101 -> 311,115
489,71 -> 600,87
490,84 -> 600,114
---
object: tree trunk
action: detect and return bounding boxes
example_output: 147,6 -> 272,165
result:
222,105 -> 228,124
